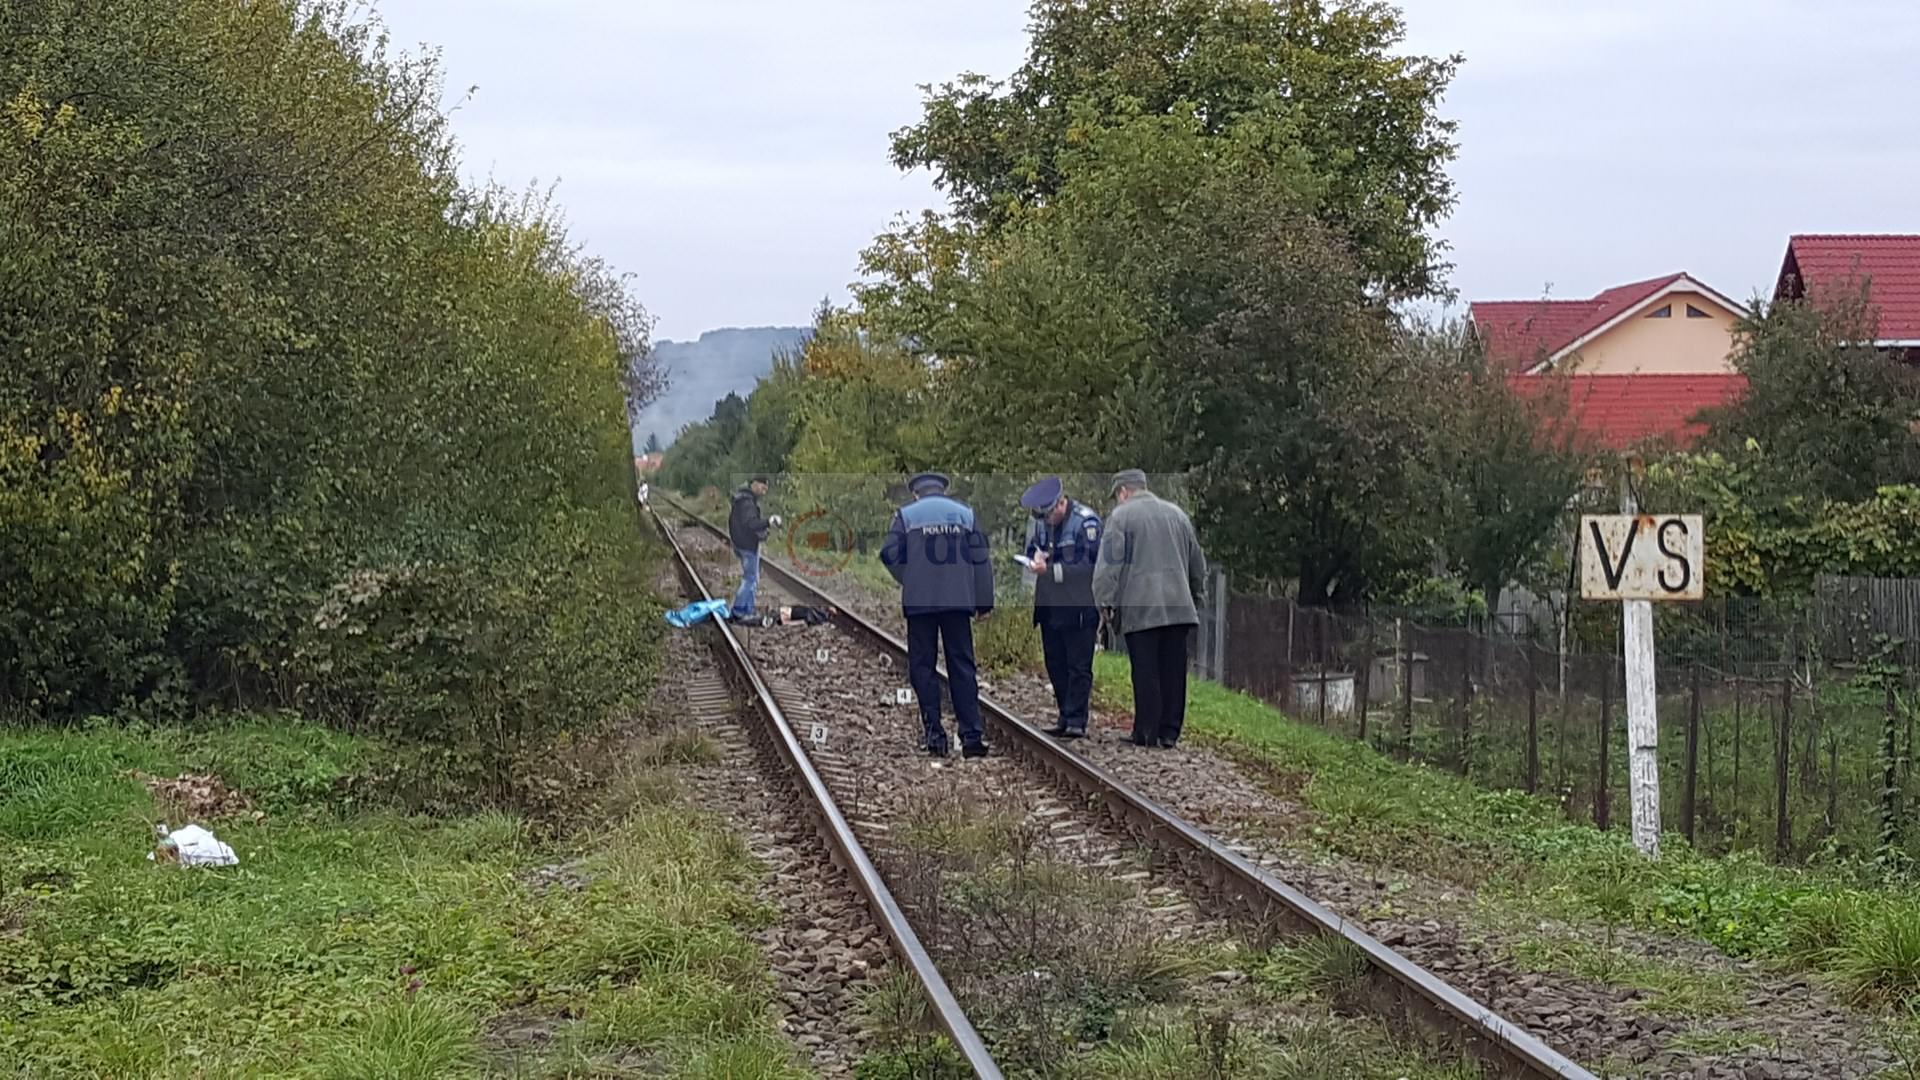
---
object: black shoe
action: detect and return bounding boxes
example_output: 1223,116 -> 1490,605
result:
1044,725 -> 1086,739
926,744 -> 949,759
1157,739 -> 1178,749
961,744 -> 990,759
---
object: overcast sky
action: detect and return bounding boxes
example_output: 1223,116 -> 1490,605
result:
375,0 -> 1920,342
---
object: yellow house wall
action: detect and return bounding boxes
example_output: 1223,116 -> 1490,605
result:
1559,291 -> 1740,374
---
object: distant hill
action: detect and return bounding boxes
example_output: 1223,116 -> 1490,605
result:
630,326 -> 808,451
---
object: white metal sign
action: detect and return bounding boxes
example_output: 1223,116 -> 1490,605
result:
1579,515 -> 1704,602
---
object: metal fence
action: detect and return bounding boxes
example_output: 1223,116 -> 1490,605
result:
1182,576 -> 1920,865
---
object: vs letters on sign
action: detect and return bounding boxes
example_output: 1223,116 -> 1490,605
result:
1579,515 -> 1705,601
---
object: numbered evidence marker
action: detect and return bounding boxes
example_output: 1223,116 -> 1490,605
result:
815,647 -> 833,665
890,688 -> 913,707
808,722 -> 828,748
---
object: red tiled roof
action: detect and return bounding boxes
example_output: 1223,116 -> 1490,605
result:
1470,274 -> 1688,373
1776,235 -> 1920,341
1507,374 -> 1749,451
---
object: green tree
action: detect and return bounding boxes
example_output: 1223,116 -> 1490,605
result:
865,101 -> 1442,603
643,431 -> 663,454
3,0 -> 664,798
1170,204 -> 1435,604
1420,321 -> 1590,616
889,0 -> 1460,296
1709,283 -> 1920,503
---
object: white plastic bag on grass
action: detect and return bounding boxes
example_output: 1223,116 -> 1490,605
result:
148,823 -> 239,867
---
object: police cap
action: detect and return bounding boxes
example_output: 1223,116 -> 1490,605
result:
908,471 -> 949,495
1019,476 -> 1063,511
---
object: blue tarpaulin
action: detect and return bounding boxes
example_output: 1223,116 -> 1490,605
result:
664,599 -> 732,628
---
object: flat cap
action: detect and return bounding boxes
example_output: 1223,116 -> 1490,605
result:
1019,475 -> 1062,511
908,471 -> 949,495
1108,468 -> 1148,496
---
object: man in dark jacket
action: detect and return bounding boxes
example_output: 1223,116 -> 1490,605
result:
880,472 -> 994,758
1019,476 -> 1101,739
1093,469 -> 1208,748
727,475 -> 780,619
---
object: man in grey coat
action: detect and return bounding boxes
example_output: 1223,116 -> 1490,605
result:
1093,469 -> 1208,748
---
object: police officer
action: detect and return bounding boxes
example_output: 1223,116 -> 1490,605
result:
880,472 -> 995,759
1019,476 -> 1101,739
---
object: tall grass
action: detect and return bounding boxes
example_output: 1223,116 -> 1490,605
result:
0,722 -> 802,1077
1093,652 -> 1920,1002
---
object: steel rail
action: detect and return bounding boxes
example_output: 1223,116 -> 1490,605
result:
644,501 -> 1003,1080
661,494 -> 1597,1080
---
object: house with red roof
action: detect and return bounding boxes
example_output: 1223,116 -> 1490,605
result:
1773,235 -> 1920,360
1469,273 -> 1751,451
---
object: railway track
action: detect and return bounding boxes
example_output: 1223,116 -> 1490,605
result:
647,495 -> 1598,1080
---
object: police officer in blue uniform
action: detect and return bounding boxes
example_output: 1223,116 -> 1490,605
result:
881,472 -> 995,758
1020,476 -> 1102,739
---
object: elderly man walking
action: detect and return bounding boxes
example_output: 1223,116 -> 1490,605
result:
1093,470 -> 1208,749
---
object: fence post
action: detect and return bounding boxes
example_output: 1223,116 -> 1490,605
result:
1526,648 -> 1540,795
1211,569 -> 1228,684
1317,657 -> 1328,728
1802,662 -> 1821,794
1457,633 -> 1473,775
1905,672 -> 1915,808
1280,599 -> 1297,715
1356,618 -> 1374,744
1826,733 -> 1839,842
1776,667 -> 1793,861
1733,681 -> 1743,813
1400,618 -> 1414,751
1556,665 -> 1569,795
1883,680 -> 1902,854
1684,664 -> 1700,845
1597,667 -> 1612,832
1703,682 -> 1715,845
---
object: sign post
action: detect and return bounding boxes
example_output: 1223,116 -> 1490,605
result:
1579,501 -> 1704,859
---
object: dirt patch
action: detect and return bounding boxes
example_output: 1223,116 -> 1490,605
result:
0,896 -> 28,938
129,770 -> 259,822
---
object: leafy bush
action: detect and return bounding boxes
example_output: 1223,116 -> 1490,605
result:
1,0 -> 665,797
1388,578 -> 1489,626
976,608 -> 1043,677
289,510 -> 659,805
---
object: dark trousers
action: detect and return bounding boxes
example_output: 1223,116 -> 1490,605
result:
1039,623 -> 1095,732
907,611 -> 984,752
1125,624 -> 1192,746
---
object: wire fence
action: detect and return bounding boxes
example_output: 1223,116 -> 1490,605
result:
1183,578 -> 1920,866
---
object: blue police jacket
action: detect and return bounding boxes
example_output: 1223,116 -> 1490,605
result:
880,493 -> 995,618
1024,500 -> 1102,629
